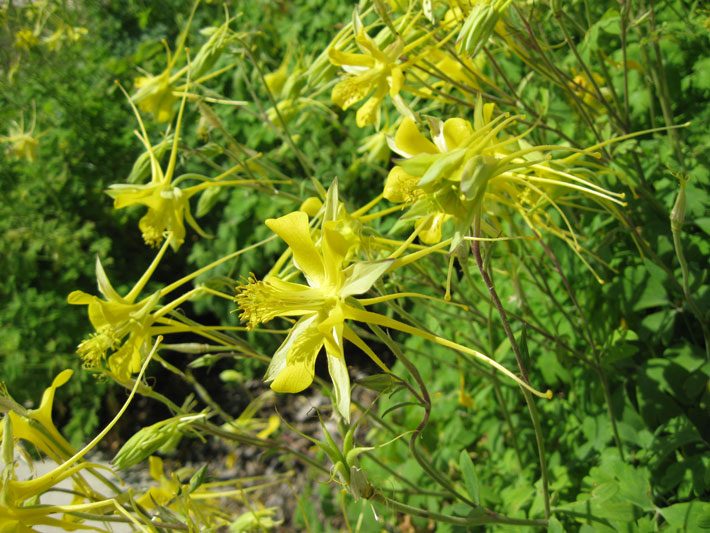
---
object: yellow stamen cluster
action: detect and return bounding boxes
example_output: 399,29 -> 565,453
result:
76,326 -> 120,368
235,276 -> 325,330
141,225 -> 165,248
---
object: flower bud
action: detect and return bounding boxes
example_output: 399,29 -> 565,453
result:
113,413 -> 207,469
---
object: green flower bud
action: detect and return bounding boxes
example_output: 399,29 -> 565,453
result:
113,413 -> 207,469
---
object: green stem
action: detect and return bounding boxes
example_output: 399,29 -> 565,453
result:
372,493 -> 547,527
647,0 -> 685,170
536,237 -> 626,458
470,219 -> 551,519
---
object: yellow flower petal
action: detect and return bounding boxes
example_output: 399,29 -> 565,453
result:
389,66 -> 404,97
264,315 -> 313,382
394,118 -> 437,156
67,290 -> 95,305
106,183 -> 161,210
108,334 -> 146,382
138,196 -> 186,250
5,371 -> 76,463
443,118 -> 474,150
269,315 -> 323,393
326,352 -> 351,421
33,370 -> 73,429
95,256 -> 122,302
355,93 -> 383,128
332,74 -> 373,111
419,213 -> 446,244
271,360 -> 316,393
328,48 -> 374,68
321,223 -> 349,287
266,211 -> 325,287
340,260 -> 391,297
355,29 -> 389,63
384,166 -> 420,203
299,196 -> 323,217
256,415 -> 281,439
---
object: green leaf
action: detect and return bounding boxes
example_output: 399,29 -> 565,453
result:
459,450 -> 480,505
187,464 -> 208,494
418,149 -> 465,187
356,373 -> 399,392
196,186 -> 224,218
694,217 -> 710,236
659,501 -> 710,531
547,517 -> 564,533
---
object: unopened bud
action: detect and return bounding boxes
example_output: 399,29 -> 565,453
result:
457,0 -> 511,57
113,413 -> 207,469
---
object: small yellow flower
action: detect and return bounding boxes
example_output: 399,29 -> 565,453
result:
14,28 -> 39,50
1,111 -> 40,162
329,13 -> 406,127
68,247 -> 166,381
137,456 -> 233,527
569,70 -> 612,111
108,179 -> 193,249
133,69 -> 178,123
108,89 -> 215,250
132,16 -> 237,122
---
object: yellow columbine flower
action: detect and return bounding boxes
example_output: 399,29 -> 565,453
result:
132,15 -> 237,122
14,28 -> 39,50
329,13 -> 406,127
1,111 -> 39,162
110,84 -> 253,250
237,185 -> 555,413
1,343 -> 161,531
67,242 -> 168,381
383,101 -> 626,256
133,69 -> 178,123
1,370 -> 75,464
109,86 -> 199,250
383,114 -> 481,243
236,211 -> 391,421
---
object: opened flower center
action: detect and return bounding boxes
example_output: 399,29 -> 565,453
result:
236,276 -> 338,330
